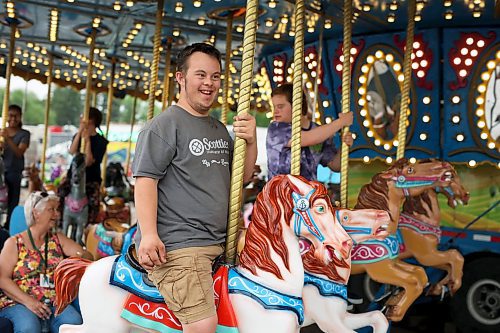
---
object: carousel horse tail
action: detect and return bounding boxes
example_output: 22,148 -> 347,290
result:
54,257 -> 93,315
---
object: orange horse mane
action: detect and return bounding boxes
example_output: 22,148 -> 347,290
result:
239,175 -> 329,280
54,257 -> 92,315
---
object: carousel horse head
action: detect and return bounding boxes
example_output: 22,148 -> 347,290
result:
105,162 -> 130,198
239,174 -> 353,279
339,208 -> 392,245
355,158 -> 453,231
301,208 -> 389,284
437,167 -> 470,208
70,153 -> 86,187
25,162 -> 44,193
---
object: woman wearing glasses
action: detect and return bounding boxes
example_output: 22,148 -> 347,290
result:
0,191 -> 92,333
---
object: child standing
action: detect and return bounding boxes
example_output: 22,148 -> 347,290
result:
267,84 -> 353,180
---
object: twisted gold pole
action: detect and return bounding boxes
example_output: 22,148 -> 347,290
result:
339,0 -> 353,208
81,28 -> 97,153
125,81 -> 140,176
101,59 -> 116,186
221,13 -> 234,125
396,0 -> 416,160
161,40 -> 172,111
41,54 -> 54,183
312,21 -> 324,124
225,0 -> 259,265
290,0 -> 305,176
147,0 -> 164,120
1,24 -> 17,130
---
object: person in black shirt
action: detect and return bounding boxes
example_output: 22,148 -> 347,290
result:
68,107 -> 108,224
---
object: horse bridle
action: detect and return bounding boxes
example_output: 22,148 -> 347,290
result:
292,189 -> 325,242
336,209 -> 372,245
392,174 -> 440,197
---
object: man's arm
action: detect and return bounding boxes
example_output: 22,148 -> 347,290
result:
233,114 -> 258,183
135,177 -> 166,270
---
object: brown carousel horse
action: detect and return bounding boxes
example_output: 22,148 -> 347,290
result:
25,162 -> 44,193
349,158 -> 454,321
398,166 -> 469,296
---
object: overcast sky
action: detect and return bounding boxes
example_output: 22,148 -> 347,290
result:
0,75 -> 48,100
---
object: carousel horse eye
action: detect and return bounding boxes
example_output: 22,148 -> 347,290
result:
315,205 -> 325,214
343,215 -> 349,222
407,167 -> 414,174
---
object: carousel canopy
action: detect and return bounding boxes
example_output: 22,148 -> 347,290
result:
0,0 -> 498,101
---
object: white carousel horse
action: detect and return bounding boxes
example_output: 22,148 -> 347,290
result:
62,153 -> 88,244
55,175 -> 351,333
301,208 -> 391,333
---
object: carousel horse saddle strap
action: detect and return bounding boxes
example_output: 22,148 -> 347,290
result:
304,272 -> 347,301
399,213 -> 442,241
110,252 -> 164,303
227,268 -> 305,325
351,232 -> 403,264
64,196 -> 88,213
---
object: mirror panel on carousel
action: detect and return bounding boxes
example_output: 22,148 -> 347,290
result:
326,30 -> 441,163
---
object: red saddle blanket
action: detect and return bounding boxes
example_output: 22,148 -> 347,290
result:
120,266 -> 239,333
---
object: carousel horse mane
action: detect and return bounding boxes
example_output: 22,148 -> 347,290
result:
301,242 -> 350,283
54,257 -> 93,315
402,191 -> 433,217
354,158 -> 409,216
239,175 -> 330,280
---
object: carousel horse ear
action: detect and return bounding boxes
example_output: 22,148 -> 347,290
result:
286,175 -> 310,196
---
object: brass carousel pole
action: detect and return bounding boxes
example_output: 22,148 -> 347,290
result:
312,21 -> 324,124
125,81 -> 139,177
167,75 -> 175,106
101,59 -> 116,186
225,0 -> 259,265
147,0 -> 164,120
396,0 -> 417,160
40,54 -> 54,183
161,40 -> 172,111
221,13 -> 234,125
290,0 -> 306,176
81,28 -> 97,152
1,23 -> 17,130
339,0 -> 353,208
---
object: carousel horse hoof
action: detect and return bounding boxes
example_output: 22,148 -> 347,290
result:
386,290 -> 405,307
386,306 -> 404,322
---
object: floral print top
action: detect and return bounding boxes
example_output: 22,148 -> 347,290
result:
266,121 -> 337,180
0,233 -> 64,309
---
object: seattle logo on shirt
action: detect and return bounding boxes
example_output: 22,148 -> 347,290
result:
189,138 -> 229,157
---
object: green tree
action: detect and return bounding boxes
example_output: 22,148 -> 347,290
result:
0,88 -> 48,125
51,86 -> 83,126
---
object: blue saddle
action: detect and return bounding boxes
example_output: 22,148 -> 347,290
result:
109,255 -> 164,303
227,268 -> 304,325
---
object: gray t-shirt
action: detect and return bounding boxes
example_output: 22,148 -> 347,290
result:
132,105 -> 233,251
3,129 -> 30,175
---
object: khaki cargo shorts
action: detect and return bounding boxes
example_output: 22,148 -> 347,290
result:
148,244 -> 224,324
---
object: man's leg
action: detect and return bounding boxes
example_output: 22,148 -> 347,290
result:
182,315 -> 218,333
149,245 -> 223,333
